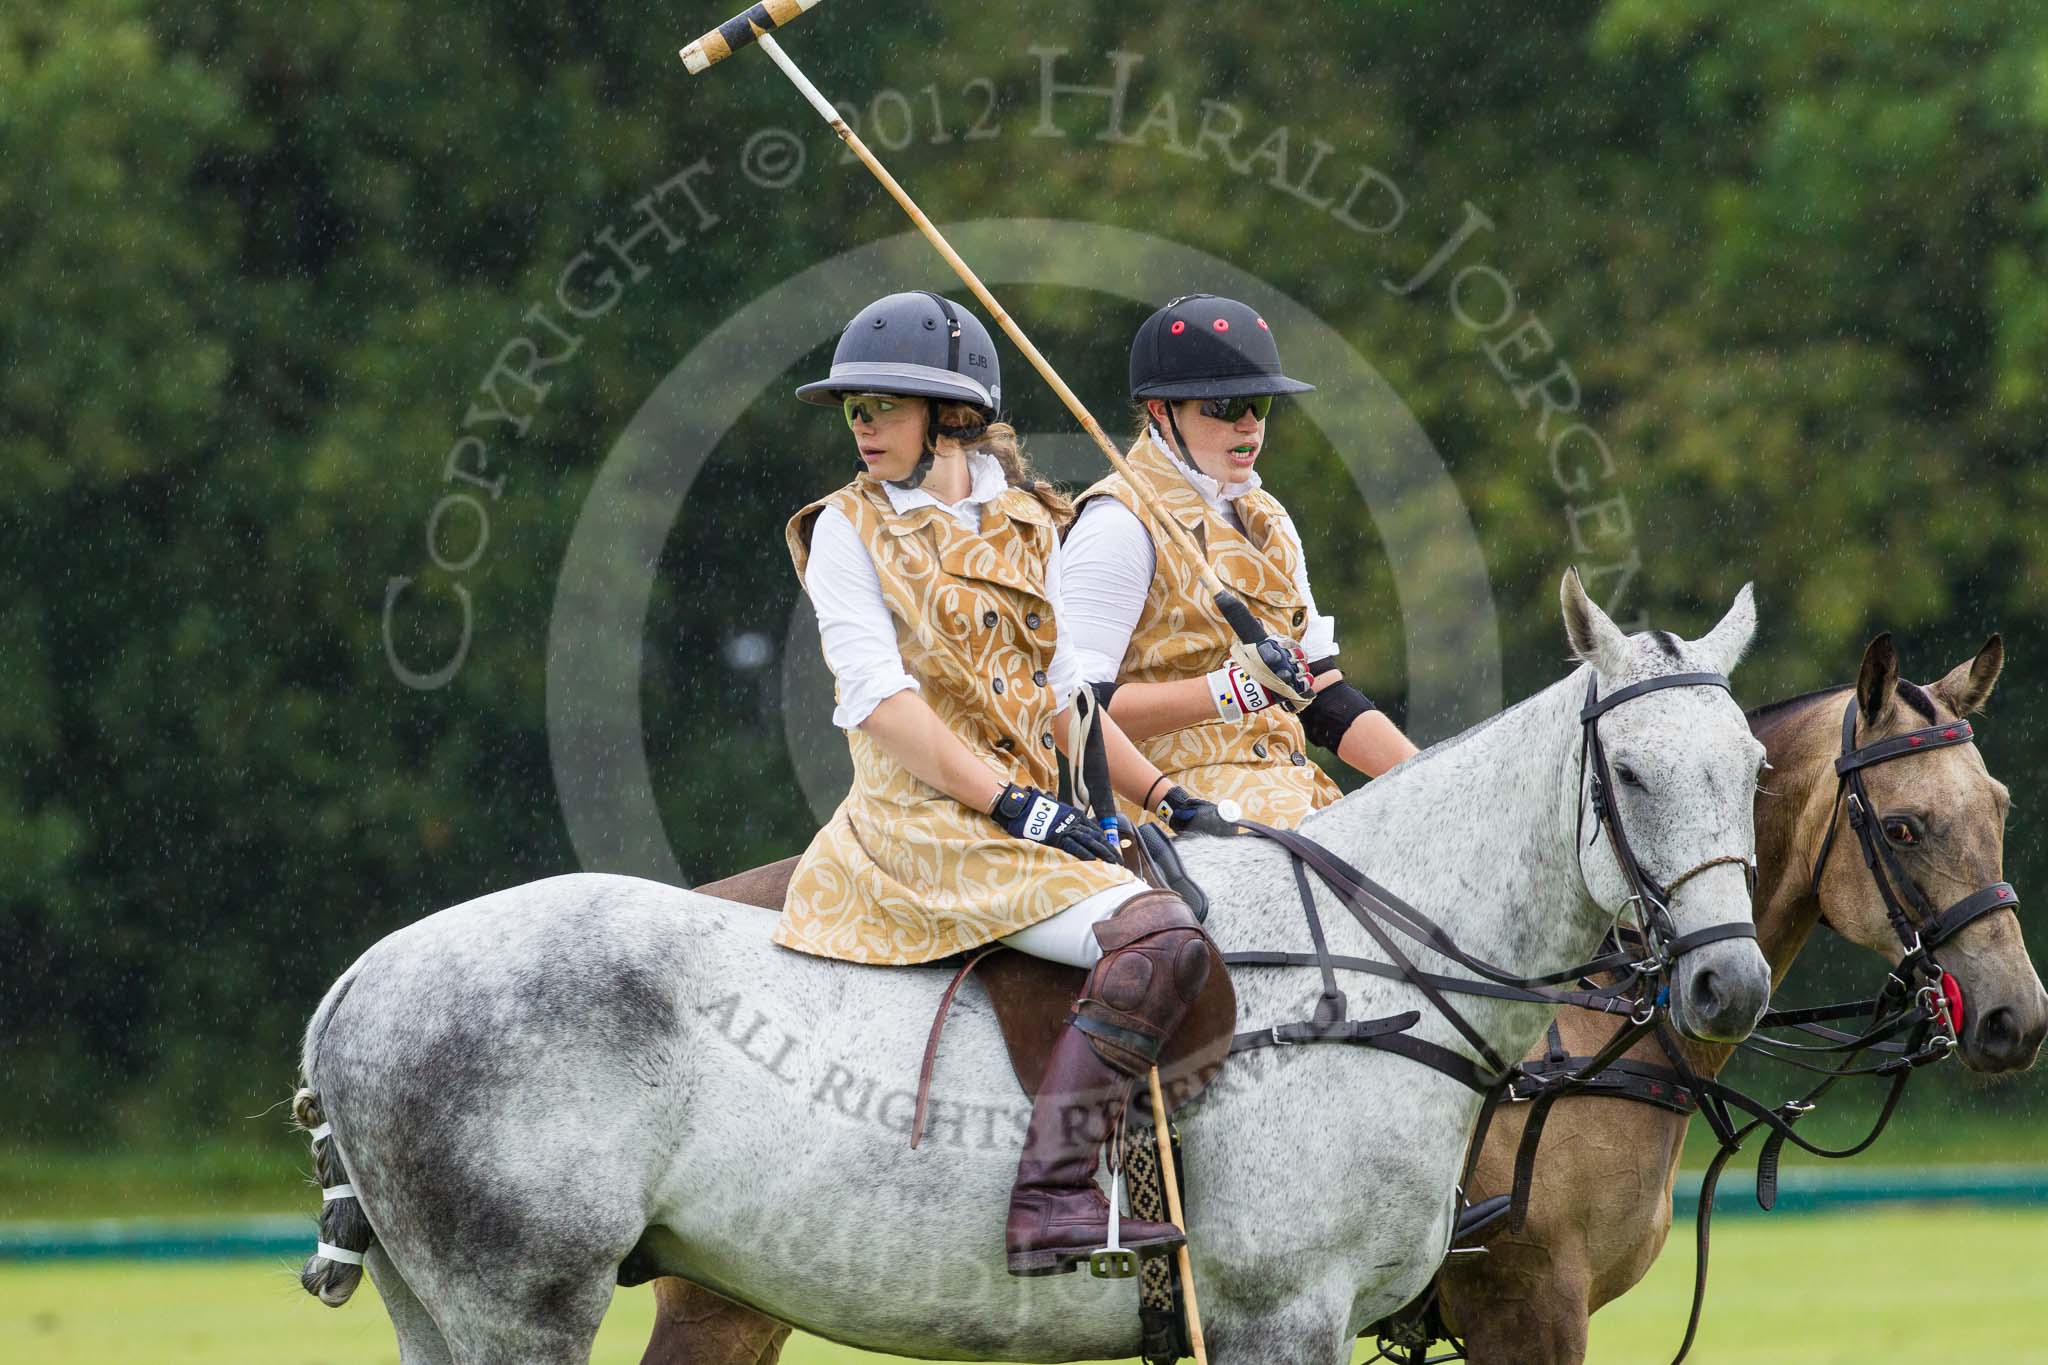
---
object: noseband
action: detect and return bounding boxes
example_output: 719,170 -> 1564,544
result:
1809,696 -> 2019,984
1578,671 -> 1759,968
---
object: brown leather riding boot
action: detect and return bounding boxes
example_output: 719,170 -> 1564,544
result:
1005,891 -> 1212,1277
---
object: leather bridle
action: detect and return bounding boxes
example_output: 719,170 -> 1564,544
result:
1211,667 -> 1764,1250
1377,691 -> 2020,1365
1578,671 -> 1760,971
1809,694 -> 2018,989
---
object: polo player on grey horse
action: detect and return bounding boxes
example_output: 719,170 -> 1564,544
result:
773,290 -> 1281,1274
643,287 -> 1431,1362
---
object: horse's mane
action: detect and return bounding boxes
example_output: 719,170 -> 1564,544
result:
1744,684 -> 1847,729
1369,676 -> 1561,780
1745,679 -> 1940,737
1380,627 -> 1727,783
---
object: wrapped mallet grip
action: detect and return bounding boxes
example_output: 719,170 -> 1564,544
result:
679,0 -> 825,73
1215,590 -> 1270,648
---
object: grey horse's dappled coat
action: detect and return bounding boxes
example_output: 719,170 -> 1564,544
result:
295,575 -> 1771,1365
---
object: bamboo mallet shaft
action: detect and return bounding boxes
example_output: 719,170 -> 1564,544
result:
734,30 -> 1246,620
1148,1067 -> 1210,1365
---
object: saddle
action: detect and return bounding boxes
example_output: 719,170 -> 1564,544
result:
695,851 -> 1237,1116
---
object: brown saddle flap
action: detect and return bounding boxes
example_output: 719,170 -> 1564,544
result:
695,856 -> 1234,1116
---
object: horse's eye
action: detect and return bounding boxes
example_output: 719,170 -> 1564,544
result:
1884,819 -> 1917,846
1614,764 -> 1645,789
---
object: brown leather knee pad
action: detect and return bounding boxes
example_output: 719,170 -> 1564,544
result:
1073,891 -> 1212,1076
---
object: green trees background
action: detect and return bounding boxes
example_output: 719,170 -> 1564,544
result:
4,0 -> 2045,1144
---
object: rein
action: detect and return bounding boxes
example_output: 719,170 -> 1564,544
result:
1480,693 -> 2014,1365
1217,669 -> 1756,1246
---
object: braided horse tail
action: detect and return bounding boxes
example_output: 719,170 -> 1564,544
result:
293,963 -> 374,1306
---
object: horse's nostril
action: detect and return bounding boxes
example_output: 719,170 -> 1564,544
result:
1688,969 -> 1722,1019
1980,1006 -> 2018,1055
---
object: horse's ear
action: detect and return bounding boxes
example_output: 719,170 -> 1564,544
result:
1693,582 -> 1757,676
1932,633 -> 2003,717
1561,567 -> 1630,676
1856,632 -> 1900,726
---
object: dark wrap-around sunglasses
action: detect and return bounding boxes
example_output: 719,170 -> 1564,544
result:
1188,395 -> 1273,423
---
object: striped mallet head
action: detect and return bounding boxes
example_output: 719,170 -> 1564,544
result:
679,0 -> 827,74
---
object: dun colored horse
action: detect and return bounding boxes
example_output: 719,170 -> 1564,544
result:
636,634 -> 2045,1365
1438,633 -> 2046,1363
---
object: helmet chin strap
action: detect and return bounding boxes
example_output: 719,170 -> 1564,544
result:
886,446 -> 936,491
1163,402 -> 1202,471
888,408 -> 990,491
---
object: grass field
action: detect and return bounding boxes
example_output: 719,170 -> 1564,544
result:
3,1207 -> 2045,1364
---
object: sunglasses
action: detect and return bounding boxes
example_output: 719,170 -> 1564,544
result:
841,393 -> 913,427
1192,395 -> 1274,423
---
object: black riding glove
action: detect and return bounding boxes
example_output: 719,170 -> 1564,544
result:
990,783 -> 1121,864
1155,785 -> 1239,836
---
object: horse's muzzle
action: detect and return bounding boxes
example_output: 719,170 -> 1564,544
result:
1668,937 -> 1771,1043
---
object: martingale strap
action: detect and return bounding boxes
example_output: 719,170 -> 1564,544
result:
1660,995 -> 1946,1365
1392,690 -> 2009,1365
1652,689 -> 2016,1365
1512,1020 -> 1700,1117
1224,665 -> 1780,1347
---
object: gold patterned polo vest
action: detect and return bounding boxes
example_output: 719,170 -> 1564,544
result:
1074,432 -> 1343,828
776,476 -> 1135,965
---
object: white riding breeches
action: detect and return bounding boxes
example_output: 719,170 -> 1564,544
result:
998,880 -> 1149,968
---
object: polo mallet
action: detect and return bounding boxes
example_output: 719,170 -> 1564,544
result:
1066,689 -> 1211,1359
679,1 -> 1296,685
1146,1068 -> 1209,1365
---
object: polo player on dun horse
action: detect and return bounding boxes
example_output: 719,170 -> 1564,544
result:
645,294 -> 1416,1362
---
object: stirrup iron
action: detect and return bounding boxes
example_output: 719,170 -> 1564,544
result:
1087,1168 -> 1139,1279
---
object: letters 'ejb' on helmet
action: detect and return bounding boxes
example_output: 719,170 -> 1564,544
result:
797,292 -> 1003,488
1129,293 -> 1314,469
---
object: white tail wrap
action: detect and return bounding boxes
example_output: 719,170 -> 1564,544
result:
321,1183 -> 356,1202
315,1241 -> 365,1266
309,1121 -> 333,1142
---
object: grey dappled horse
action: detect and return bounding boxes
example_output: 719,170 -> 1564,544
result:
293,575 -> 1772,1365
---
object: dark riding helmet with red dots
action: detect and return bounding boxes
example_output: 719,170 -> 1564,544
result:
1128,293 -> 1316,400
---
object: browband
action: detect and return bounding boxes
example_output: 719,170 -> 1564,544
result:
1834,712 -> 1975,775
1581,671 -> 1732,722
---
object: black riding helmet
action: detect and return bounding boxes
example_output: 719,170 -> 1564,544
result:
797,291 -> 1003,490
1130,294 -> 1314,471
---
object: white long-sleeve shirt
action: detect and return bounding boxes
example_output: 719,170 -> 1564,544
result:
803,452 -> 1087,729
1060,430 -> 1339,684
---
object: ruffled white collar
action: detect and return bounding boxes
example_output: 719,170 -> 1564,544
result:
1148,424 -> 1263,511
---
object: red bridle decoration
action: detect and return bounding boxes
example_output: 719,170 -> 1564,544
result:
1940,971 -> 1966,1032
